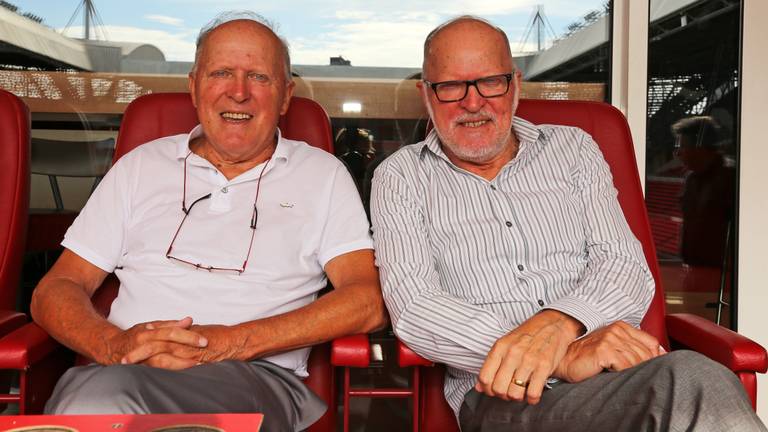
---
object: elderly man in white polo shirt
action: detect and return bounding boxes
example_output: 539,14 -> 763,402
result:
30,11 -> 386,431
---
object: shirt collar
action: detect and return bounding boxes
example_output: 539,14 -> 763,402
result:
176,125 -> 293,163
512,116 -> 543,147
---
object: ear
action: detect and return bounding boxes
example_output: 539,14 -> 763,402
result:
279,80 -> 296,115
188,70 -> 198,108
416,80 -> 433,118
514,69 -> 522,90
416,80 -> 430,106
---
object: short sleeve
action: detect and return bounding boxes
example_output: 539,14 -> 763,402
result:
316,163 -> 373,267
61,156 -> 135,272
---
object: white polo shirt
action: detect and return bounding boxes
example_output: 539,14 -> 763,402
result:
63,125 -> 373,376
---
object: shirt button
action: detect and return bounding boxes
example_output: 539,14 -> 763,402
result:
537,299 -> 545,306
505,221 -> 513,227
221,186 -> 228,193
517,264 -> 524,271
490,185 -> 497,191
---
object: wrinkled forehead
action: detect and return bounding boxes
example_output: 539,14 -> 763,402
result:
424,20 -> 512,78
199,20 -> 283,64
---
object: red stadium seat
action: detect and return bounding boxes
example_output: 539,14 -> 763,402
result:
387,99 -> 768,432
0,92 -> 368,432
0,90 -> 30,314
0,90 -> 33,406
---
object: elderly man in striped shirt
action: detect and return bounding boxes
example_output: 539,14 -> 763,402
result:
371,16 -> 764,432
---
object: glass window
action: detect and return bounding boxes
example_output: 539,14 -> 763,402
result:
2,0 -> 611,213
645,0 -> 741,329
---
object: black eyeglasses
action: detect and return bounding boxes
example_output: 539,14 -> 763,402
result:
423,72 -> 515,103
165,152 -> 271,275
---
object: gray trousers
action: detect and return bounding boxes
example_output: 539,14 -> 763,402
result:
459,350 -> 767,432
45,359 -> 326,432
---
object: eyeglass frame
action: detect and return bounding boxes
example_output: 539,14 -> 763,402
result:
165,152 -> 271,275
423,72 -> 516,103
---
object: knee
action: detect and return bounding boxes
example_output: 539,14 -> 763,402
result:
652,350 -> 743,397
658,350 -> 734,378
46,365 -> 146,414
649,352 -> 762,430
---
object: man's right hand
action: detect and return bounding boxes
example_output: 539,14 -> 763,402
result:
101,317 -> 209,370
553,321 -> 664,383
475,310 -> 583,405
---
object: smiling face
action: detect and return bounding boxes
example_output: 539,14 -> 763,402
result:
188,20 -> 294,164
419,19 -> 520,167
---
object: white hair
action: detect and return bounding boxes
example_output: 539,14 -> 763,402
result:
192,10 -> 292,80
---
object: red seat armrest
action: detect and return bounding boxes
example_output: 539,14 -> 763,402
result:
666,313 -> 768,373
0,322 -> 63,369
331,334 -> 371,367
0,310 -> 27,336
397,339 -> 434,367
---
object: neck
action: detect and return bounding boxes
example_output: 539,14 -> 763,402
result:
190,136 -> 276,180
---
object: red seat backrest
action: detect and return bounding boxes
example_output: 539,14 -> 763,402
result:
0,90 -> 30,310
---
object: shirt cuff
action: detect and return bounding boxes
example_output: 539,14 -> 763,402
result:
543,296 -> 607,335
545,377 -> 560,389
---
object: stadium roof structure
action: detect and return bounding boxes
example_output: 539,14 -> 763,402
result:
0,0 -> 738,83
524,0 -> 734,81
0,5 -> 91,70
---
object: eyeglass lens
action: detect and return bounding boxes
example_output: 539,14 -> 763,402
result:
432,74 -> 512,102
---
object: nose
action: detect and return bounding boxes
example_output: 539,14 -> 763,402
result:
459,84 -> 486,112
228,74 -> 250,103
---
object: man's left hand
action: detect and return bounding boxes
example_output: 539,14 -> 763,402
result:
187,324 -> 251,363
553,321 -> 662,383
475,310 -> 583,405
121,324 -> 250,365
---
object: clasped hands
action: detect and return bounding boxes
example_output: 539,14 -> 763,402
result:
475,311 -> 663,405
101,317 -> 245,370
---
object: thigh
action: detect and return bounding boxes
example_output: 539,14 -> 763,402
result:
459,351 -> 764,432
459,369 -> 652,432
46,360 -> 325,432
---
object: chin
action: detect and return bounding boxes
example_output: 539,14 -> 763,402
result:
443,141 -> 504,164
445,134 -> 510,161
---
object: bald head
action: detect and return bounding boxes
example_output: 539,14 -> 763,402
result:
422,16 -> 513,79
193,11 -> 292,80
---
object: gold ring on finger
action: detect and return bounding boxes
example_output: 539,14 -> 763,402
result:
513,378 -> 528,387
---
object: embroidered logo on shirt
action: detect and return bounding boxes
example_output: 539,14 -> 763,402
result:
280,202 -> 295,208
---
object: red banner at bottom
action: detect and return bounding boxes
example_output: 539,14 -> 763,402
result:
0,413 -> 263,431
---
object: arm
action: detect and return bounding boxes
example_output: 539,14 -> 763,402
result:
543,131 -> 655,332
31,249 -> 207,368
124,250 -> 386,365
32,152 -> 207,370
30,249 -> 112,361
180,249 -> 387,363
371,159 -> 515,373
478,131 -> 660,402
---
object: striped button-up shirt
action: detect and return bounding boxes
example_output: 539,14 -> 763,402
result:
370,117 -> 654,416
